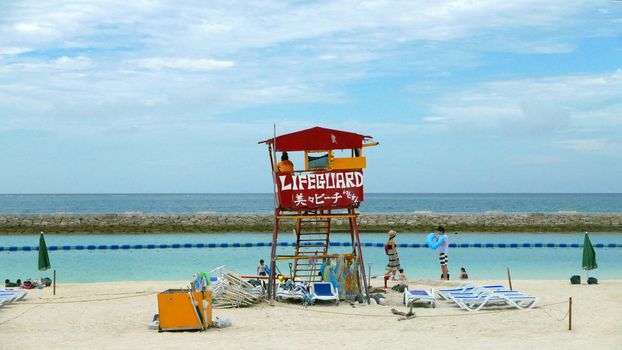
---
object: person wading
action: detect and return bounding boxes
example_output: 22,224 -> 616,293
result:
385,229 -> 401,280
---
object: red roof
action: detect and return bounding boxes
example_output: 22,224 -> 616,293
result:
259,127 -> 372,152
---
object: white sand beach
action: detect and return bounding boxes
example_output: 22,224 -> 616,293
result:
1,280 -> 621,350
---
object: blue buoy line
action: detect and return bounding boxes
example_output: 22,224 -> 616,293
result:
0,241 -> 621,252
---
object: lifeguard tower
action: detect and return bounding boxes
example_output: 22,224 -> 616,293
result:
259,126 -> 378,301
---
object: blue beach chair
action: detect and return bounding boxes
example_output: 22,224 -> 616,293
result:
310,282 -> 339,305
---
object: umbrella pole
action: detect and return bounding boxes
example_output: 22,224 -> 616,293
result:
53,270 -> 56,295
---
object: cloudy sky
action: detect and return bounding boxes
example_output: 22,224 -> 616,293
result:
1,1 -> 621,193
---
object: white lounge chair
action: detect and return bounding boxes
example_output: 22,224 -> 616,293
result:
0,293 -> 21,306
452,293 -> 539,312
310,282 -> 339,305
275,281 -> 307,302
442,288 -> 522,303
437,284 -> 506,300
0,289 -> 28,301
1,297 -> 13,307
403,287 -> 435,308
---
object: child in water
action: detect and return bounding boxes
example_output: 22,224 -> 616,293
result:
398,269 -> 408,282
460,267 -> 469,280
257,259 -> 268,276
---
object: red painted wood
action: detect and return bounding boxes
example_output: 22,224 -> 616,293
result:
275,169 -> 364,210
259,126 -> 371,152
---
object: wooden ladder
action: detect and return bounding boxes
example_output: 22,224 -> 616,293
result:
292,211 -> 331,283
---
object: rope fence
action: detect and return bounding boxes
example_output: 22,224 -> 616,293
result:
273,299 -> 572,321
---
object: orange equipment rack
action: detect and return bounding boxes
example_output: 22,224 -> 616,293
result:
157,289 -> 212,332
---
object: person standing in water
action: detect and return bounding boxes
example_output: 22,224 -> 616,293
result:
257,259 -> 268,276
435,225 -> 449,280
385,229 -> 401,280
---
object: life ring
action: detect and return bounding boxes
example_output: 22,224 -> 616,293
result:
426,232 -> 445,250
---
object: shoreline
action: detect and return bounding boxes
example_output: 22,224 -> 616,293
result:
1,212 -> 622,233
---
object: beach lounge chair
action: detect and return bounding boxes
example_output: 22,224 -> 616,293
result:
0,289 -> 28,301
275,281 -> 307,302
0,293 -> 21,306
442,288 -> 521,303
403,287 -> 435,308
437,284 -> 506,300
452,293 -> 539,312
310,282 -> 339,305
1,296 -> 14,307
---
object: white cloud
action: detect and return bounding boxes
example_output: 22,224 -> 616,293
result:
318,55 -> 337,61
422,116 -> 450,123
0,56 -> 92,72
14,23 -> 52,33
132,58 -> 234,71
558,139 -> 611,153
0,47 -> 31,55
512,154 -> 566,166
0,0 -> 620,135
0,1 -> 614,57
420,69 -> 622,140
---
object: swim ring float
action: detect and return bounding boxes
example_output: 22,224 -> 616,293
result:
426,232 -> 446,250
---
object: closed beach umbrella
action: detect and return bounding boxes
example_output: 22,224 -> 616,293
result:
38,233 -> 51,271
582,233 -> 597,272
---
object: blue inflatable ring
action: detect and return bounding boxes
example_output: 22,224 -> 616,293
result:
426,232 -> 446,250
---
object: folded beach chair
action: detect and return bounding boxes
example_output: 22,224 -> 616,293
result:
403,287 -> 435,308
437,284 -> 506,300
452,293 -> 539,312
310,282 -> 339,305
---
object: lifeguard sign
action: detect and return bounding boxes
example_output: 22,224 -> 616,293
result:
259,126 -> 376,211
276,169 -> 363,209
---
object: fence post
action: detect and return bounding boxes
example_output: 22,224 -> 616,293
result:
568,297 -> 572,331
507,267 -> 513,290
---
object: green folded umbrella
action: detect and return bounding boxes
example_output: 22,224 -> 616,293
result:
38,233 -> 51,271
582,233 -> 597,271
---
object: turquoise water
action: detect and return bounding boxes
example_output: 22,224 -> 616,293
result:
1,193 -> 621,214
1,233 -> 620,283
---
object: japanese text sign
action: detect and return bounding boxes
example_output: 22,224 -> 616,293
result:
276,169 -> 364,210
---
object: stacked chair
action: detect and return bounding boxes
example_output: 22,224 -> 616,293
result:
437,283 -> 538,312
0,289 -> 28,308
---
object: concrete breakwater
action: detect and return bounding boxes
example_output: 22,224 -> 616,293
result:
0,213 -> 621,233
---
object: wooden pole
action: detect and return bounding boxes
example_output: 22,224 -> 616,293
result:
568,297 -> 572,331
507,267 -> 513,290
53,269 -> 56,295
368,262 -> 372,289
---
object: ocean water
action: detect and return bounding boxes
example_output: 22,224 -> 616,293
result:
1,232 -> 620,283
0,193 -> 621,214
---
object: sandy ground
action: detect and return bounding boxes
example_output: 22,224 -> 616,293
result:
1,279 -> 621,350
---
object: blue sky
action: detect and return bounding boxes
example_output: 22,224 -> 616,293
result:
1,1 -> 621,193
